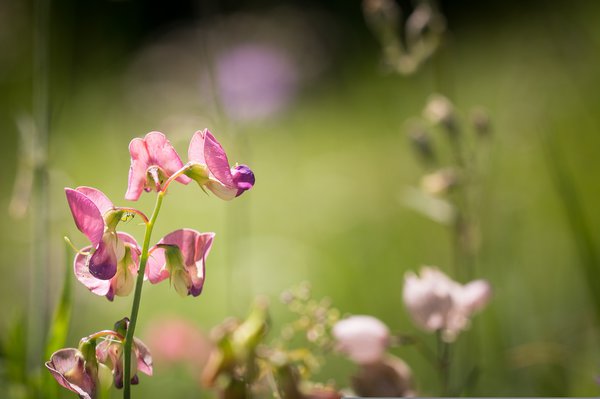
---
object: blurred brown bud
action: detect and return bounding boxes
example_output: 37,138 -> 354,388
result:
351,355 -> 415,397
470,107 -> 492,137
420,168 -> 458,196
407,122 -> 435,164
424,94 -> 459,136
405,3 -> 446,50
362,0 -> 400,32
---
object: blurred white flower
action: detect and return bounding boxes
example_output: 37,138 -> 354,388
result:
403,266 -> 491,341
332,315 -> 390,364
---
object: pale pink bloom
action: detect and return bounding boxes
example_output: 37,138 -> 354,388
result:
403,266 -> 491,341
46,348 -> 96,399
146,228 -> 215,297
126,131 -> 191,201
332,315 -> 390,364
186,129 -> 255,200
66,187 -> 127,280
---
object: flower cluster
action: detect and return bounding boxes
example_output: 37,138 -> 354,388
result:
330,266 -> 490,397
45,318 -> 152,398
65,130 -> 254,301
49,129 -> 254,398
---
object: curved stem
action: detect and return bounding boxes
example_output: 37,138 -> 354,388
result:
116,207 -> 150,224
123,192 -> 165,399
162,162 -> 192,192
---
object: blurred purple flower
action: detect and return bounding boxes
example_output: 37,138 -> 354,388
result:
215,44 -> 298,121
126,131 -> 191,201
146,228 -> 215,297
186,129 -> 255,200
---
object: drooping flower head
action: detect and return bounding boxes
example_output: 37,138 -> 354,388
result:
403,266 -> 491,341
46,321 -> 153,396
96,336 -> 153,389
146,228 -> 215,297
332,315 -> 390,365
66,187 -> 131,280
46,348 -> 97,399
126,131 -> 191,201
186,129 -> 255,200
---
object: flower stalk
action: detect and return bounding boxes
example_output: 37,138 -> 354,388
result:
123,191 -> 164,399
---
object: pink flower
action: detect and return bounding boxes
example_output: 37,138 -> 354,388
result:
65,186 -> 131,280
403,266 -> 491,341
332,315 -> 390,365
186,129 -> 255,200
74,231 -> 140,301
146,228 -> 215,297
126,131 -> 191,201
46,348 -> 96,399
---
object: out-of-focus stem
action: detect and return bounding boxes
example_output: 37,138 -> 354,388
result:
436,330 -> 451,396
123,191 -> 164,399
29,0 -> 51,376
542,132 -> 600,322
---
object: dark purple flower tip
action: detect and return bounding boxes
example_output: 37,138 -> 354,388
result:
232,164 -> 255,197
88,240 -> 118,280
131,374 -> 139,385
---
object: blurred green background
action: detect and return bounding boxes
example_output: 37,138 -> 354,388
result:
1,0 -> 600,397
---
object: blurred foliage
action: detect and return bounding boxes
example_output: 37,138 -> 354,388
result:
1,0 -> 600,397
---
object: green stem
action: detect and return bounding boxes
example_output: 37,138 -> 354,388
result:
123,192 -> 165,399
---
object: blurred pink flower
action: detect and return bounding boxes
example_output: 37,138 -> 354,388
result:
144,318 -> 212,369
186,129 -> 255,200
403,266 -> 491,341
65,186 -> 127,280
146,228 -> 215,297
332,315 -> 390,364
126,131 -> 191,201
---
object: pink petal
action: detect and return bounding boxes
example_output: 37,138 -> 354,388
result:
75,186 -> 114,215
157,228 -> 199,266
146,247 -> 169,284
203,130 -> 235,187
144,132 -> 191,185
206,180 -> 238,201
45,348 -> 95,399
117,232 -> 141,268
189,232 -> 215,296
126,138 -> 151,201
74,247 -> 111,298
134,337 -> 153,376
65,188 -> 104,246
188,130 -> 207,164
